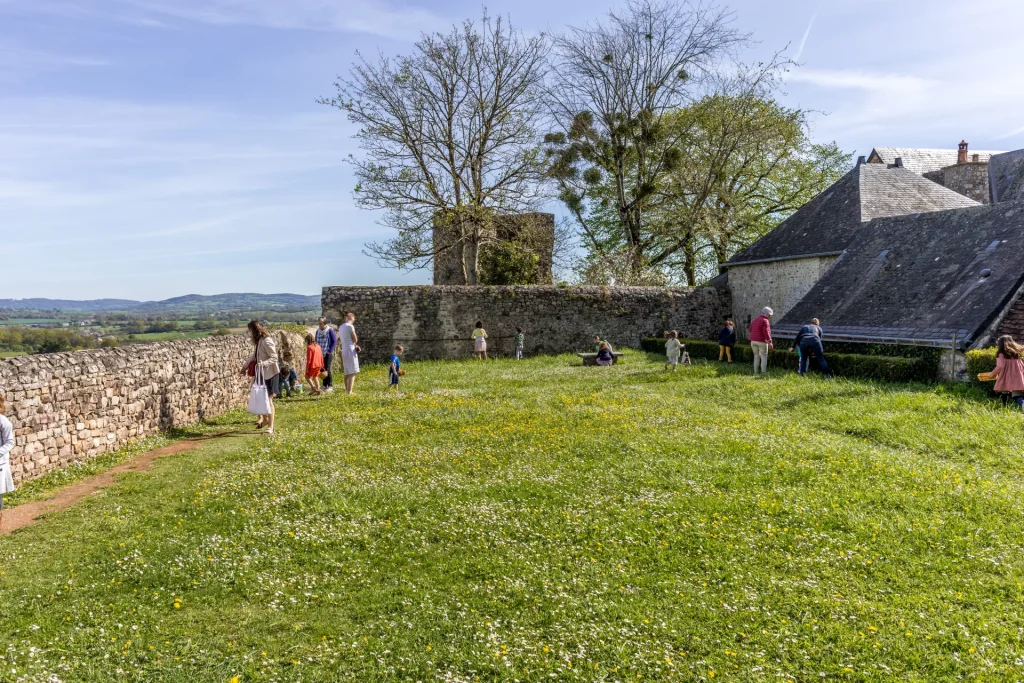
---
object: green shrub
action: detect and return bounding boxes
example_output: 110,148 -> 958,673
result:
641,338 -> 934,383
479,241 -> 540,285
966,348 -> 997,387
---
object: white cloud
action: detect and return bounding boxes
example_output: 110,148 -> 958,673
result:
786,68 -> 937,95
3,0 -> 448,41
0,45 -> 110,82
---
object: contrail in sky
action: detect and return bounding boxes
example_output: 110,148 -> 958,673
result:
794,11 -> 817,62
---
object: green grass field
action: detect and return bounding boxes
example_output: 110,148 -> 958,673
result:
2,352 -> 1022,681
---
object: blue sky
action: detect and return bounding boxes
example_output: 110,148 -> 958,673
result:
2,0 -> 1023,300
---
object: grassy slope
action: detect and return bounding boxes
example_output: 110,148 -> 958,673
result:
1,352 -> 1022,682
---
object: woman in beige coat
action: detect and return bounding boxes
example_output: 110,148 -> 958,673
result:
242,321 -> 279,434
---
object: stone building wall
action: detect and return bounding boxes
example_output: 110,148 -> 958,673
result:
727,256 -> 840,338
321,285 -> 730,361
432,212 -> 556,285
0,330 -> 305,485
923,163 -> 991,204
995,297 -> 1024,343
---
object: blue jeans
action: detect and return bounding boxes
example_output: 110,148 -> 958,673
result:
799,340 -> 831,376
322,352 -> 334,388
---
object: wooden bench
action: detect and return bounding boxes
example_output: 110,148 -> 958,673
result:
577,352 -> 624,366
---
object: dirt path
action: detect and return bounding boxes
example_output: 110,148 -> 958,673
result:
1,432 -> 238,535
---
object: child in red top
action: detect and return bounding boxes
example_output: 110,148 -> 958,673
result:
990,334 -> 1024,410
305,332 -> 325,396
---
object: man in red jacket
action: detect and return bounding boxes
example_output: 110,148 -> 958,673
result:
749,307 -> 774,375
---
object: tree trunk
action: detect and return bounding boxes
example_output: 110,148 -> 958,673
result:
683,240 -> 697,286
464,239 -> 480,285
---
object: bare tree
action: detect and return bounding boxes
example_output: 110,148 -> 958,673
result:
321,14 -> 549,284
545,0 -> 745,278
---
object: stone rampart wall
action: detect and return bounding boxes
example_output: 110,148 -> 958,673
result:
321,285 -> 730,361
0,330 -> 304,485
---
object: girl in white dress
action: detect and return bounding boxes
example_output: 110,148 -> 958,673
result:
665,330 -> 684,371
0,393 -> 16,531
339,312 -> 361,395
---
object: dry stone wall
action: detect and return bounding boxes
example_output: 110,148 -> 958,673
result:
321,285 -> 730,362
0,330 -> 304,485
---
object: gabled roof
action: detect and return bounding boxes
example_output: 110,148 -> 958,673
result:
726,164 -> 979,265
867,147 -> 1005,175
773,201 -> 1024,347
989,149 -> 1024,204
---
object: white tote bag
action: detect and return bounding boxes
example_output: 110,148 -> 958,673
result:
247,364 -> 272,415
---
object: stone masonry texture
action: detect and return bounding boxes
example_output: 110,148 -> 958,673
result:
321,285 -> 730,362
727,257 -> 839,337
0,330 -> 304,485
923,163 -> 991,204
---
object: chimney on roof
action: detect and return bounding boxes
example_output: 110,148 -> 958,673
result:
972,153 -> 980,163
856,155 -> 866,166
958,140 -> 969,164
894,157 -> 904,168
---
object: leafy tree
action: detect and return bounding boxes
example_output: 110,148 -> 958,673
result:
564,63 -> 849,285
545,0 -> 744,280
322,13 -> 549,284
656,76 -> 849,284
37,338 -> 69,354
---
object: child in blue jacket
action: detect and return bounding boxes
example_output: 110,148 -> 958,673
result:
718,320 -> 736,363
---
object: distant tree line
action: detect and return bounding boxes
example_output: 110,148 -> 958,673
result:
0,327 -> 108,355
325,0 -> 850,286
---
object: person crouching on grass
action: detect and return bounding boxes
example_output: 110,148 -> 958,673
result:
389,345 -> 404,388
305,332 -> 324,396
0,392 -> 16,530
665,330 -> 684,371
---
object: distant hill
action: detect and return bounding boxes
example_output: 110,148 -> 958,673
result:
0,293 -> 321,313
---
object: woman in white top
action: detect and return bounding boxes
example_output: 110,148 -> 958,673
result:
0,392 -> 16,531
339,312 -> 361,395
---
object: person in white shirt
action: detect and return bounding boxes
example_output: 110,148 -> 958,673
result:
0,392 -> 16,531
665,330 -> 684,372
339,312 -> 361,395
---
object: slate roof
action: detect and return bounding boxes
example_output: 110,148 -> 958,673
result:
867,147 -> 1005,175
773,201 -> 1024,347
726,164 -> 979,265
989,149 -> 1024,204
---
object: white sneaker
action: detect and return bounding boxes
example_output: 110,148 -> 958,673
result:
324,386 -> 334,393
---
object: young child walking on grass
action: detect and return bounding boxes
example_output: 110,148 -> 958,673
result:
718,320 -> 736,363
0,392 -> 15,532
985,335 -> 1024,410
472,321 -> 488,360
305,332 -> 325,396
389,345 -> 404,388
665,330 -> 684,371
514,327 -> 525,360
